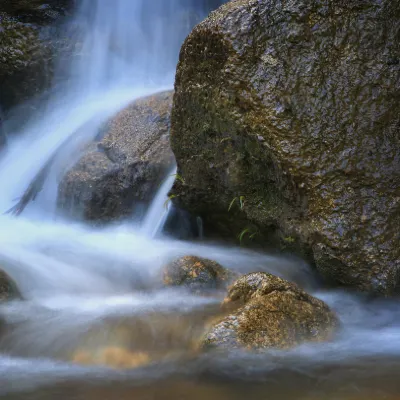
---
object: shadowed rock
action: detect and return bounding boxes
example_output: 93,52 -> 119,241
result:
203,272 -> 339,350
0,269 -> 21,301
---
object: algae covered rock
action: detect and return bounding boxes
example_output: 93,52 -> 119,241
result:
0,269 -> 20,301
163,256 -> 237,293
203,272 -> 338,350
58,91 -> 175,221
171,0 -> 400,294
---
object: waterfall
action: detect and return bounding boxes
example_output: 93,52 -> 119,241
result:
0,0 -> 215,217
141,167 -> 177,238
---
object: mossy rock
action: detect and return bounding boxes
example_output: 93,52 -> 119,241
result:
163,255 -> 238,293
0,269 -> 21,301
202,272 -> 339,350
171,0 -> 400,294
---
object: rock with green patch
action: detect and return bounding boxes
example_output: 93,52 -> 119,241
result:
171,0 -> 400,294
57,91 -> 175,222
163,255 -> 237,293
203,272 -> 338,350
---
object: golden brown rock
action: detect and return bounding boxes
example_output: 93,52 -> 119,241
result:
203,272 -> 339,350
163,256 -> 238,293
72,347 -> 150,369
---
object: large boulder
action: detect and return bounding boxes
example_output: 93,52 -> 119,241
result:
58,91 -> 175,221
0,0 -> 73,112
170,0 -> 400,294
203,272 -> 338,350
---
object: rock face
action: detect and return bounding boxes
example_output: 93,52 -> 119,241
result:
171,0 -> 400,294
163,256 -> 237,293
58,91 -> 175,221
0,0 -> 73,112
203,272 -> 338,350
0,269 -> 20,301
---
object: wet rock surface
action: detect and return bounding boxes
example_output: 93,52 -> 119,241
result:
170,0 -> 400,294
0,269 -> 20,301
0,0 -> 73,112
163,255 -> 237,293
203,272 -> 338,350
58,91 -> 175,222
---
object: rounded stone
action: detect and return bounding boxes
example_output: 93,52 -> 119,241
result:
203,272 -> 339,350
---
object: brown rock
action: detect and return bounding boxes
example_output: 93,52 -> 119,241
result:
58,90 -> 175,221
203,272 -> 339,350
72,347 -> 150,369
163,255 -> 238,293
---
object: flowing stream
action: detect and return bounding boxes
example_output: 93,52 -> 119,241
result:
0,1 -> 400,399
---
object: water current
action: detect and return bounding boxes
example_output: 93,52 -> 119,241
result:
0,1 -> 399,399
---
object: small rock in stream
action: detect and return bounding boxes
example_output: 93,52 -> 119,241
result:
203,272 -> 339,350
163,256 -> 238,294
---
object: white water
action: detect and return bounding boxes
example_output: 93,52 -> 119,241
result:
141,167 -> 177,238
0,0 -> 400,398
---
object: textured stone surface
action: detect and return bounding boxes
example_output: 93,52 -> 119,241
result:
163,255 -> 237,293
171,0 -> 400,294
203,272 -> 338,350
0,0 -> 72,112
58,91 -> 175,222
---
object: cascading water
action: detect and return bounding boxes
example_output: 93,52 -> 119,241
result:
141,167 -> 178,238
1,1 -> 400,399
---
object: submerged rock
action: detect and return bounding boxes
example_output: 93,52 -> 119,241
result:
72,347 -> 150,369
58,91 -> 175,222
0,269 -> 20,301
163,256 -> 237,293
170,0 -> 400,294
203,272 -> 338,350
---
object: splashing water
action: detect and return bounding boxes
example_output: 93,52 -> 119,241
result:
0,1 -> 400,399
